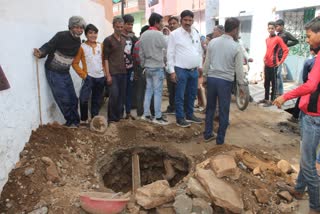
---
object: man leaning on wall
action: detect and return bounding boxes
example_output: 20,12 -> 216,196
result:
33,16 -> 86,128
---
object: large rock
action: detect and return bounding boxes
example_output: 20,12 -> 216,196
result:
195,168 -> 243,213
210,155 -> 240,179
277,160 -> 293,174
135,180 -> 175,209
156,204 -> 175,214
41,157 -> 60,183
278,201 -> 299,213
253,189 -> 270,204
187,177 -> 211,202
192,198 -> 213,214
278,191 -> 293,202
173,194 -> 192,214
90,116 -> 108,133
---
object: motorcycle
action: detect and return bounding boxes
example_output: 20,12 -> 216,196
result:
233,58 -> 251,111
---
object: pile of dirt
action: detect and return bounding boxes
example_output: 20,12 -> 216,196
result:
0,113 -> 301,213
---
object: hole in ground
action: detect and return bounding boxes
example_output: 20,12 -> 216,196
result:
99,146 -> 191,193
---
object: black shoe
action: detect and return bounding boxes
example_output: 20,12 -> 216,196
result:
141,115 -> 153,122
153,117 -> 169,125
287,116 -> 299,123
204,134 -> 217,142
186,115 -> 202,124
176,119 -> 191,128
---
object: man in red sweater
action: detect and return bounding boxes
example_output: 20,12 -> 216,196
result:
260,21 -> 289,107
273,17 -> 320,214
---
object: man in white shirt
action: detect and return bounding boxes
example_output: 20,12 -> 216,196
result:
167,10 -> 203,128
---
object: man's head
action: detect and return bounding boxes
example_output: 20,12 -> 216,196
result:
148,13 -> 163,30
212,25 -> 225,38
84,24 -> 98,43
68,16 -> 86,37
305,17 -> 320,49
224,17 -> 240,40
275,19 -> 285,33
123,14 -> 134,34
267,21 -> 276,36
168,16 -> 179,31
180,10 -> 194,32
113,17 -> 124,35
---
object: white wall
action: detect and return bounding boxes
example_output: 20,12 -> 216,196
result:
0,0 -> 112,193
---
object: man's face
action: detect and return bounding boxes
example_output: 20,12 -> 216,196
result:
168,19 -> 179,31
71,26 -> 84,37
155,19 -> 164,31
275,25 -> 283,32
124,22 -> 134,33
86,30 -> 98,43
114,22 -> 124,35
181,16 -> 193,32
306,29 -> 320,49
268,25 -> 276,36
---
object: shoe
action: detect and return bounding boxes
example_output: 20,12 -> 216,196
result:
258,99 -> 267,104
186,115 -> 203,124
125,114 -> 136,120
153,117 -> 169,125
79,120 -> 89,128
276,181 -> 304,200
141,115 -> 153,122
287,116 -> 299,123
176,119 -> 191,128
263,101 -> 272,107
204,133 -> 217,142
67,124 -> 79,129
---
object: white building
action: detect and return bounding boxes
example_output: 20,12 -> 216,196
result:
0,0 -> 113,193
206,0 -> 320,82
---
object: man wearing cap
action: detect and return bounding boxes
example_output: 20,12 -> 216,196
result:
33,16 -> 86,128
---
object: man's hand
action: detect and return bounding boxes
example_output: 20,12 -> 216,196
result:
33,48 -> 42,58
106,74 -> 112,86
170,73 -> 177,83
202,76 -> 207,88
198,68 -> 203,77
273,95 -> 285,108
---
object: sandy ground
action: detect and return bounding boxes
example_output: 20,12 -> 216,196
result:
0,94 -> 310,213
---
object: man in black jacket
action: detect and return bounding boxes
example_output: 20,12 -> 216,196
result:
275,19 -> 299,95
33,16 -> 86,128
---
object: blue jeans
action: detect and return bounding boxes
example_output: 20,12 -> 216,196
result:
125,68 -> 134,114
296,112 -> 320,211
204,77 -> 233,144
108,74 -> 127,122
79,76 -> 105,121
175,67 -> 198,120
277,63 -> 284,95
143,68 -> 164,119
45,69 -> 80,125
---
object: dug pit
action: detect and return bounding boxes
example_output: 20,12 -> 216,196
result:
98,146 -> 192,193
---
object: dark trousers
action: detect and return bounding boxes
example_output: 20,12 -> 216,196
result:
45,69 -> 80,125
166,72 -> 176,111
108,74 -> 127,122
204,77 -> 233,145
79,76 -> 105,121
292,97 -> 301,119
125,68 -> 134,114
264,66 -> 278,101
175,67 -> 198,120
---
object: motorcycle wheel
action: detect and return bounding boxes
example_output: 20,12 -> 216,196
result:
235,84 -> 250,111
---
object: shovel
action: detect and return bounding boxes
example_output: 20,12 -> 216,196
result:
35,58 -> 43,125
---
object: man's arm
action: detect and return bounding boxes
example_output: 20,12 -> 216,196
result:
235,46 -> 245,85
103,38 -> 112,85
35,32 -> 60,58
138,39 -> 145,68
278,37 -> 289,65
72,47 -> 87,79
285,31 -> 299,47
